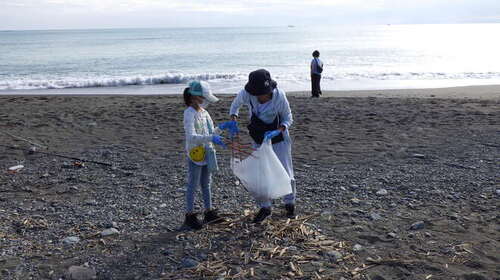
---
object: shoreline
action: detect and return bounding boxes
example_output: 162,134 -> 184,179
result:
1,84 -> 500,100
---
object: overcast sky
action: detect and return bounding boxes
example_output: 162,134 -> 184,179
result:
1,0 -> 500,30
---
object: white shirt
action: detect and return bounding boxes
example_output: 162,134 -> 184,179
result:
183,106 -> 219,165
311,57 -> 323,75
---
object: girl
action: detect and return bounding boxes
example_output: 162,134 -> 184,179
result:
229,69 -> 296,223
182,80 -> 238,230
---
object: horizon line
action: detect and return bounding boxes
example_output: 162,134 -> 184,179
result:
2,22 -> 500,32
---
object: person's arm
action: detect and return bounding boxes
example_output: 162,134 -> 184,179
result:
229,90 -> 250,120
184,109 -> 213,145
278,90 -> 293,131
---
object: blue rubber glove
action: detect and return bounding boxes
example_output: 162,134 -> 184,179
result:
218,121 -> 239,137
263,130 -> 281,141
211,135 -> 226,148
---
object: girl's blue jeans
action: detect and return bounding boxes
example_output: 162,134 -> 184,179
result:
185,160 -> 212,213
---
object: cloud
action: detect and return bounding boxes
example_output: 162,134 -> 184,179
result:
1,0 -> 499,29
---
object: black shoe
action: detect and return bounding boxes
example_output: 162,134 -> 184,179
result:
253,207 -> 271,223
184,213 -> 203,230
285,204 -> 296,219
204,209 -> 224,224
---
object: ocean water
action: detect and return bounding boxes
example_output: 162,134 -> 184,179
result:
1,24 -> 500,94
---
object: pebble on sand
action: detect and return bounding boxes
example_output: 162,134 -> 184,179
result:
410,221 -> 425,230
181,257 -> 199,269
353,244 -> 363,252
101,228 -> 120,237
376,189 -> 388,196
325,250 -> 343,262
66,265 -> 96,280
63,236 -> 80,245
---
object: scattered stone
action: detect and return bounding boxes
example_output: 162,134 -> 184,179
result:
325,250 -> 343,262
321,210 -> 334,217
66,265 -> 96,280
410,221 -> 425,230
462,273 -> 488,280
425,232 -> 432,237
159,203 -> 167,208
496,189 -> 500,196
101,228 -> 119,237
376,189 -> 388,196
387,232 -> 397,239
63,236 -> 80,245
369,213 -> 382,221
181,257 -> 198,269
350,198 -> 361,205
84,200 -> 98,206
412,153 -> 426,158
371,275 -> 387,280
353,244 -> 363,252
350,184 -> 359,190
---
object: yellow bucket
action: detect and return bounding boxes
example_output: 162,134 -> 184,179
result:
189,145 -> 205,162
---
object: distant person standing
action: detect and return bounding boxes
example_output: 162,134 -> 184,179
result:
310,50 -> 324,98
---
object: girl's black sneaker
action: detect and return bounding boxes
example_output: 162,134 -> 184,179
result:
184,213 -> 203,230
204,209 -> 224,224
253,207 -> 271,223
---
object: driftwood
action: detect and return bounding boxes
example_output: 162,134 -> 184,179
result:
0,144 -> 112,166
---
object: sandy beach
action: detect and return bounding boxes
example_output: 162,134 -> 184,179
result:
0,86 -> 499,280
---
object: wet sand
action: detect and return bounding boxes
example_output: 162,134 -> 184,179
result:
0,86 -> 499,279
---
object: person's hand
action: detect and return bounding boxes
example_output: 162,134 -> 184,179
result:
211,135 -> 227,148
218,120 -> 239,136
263,130 -> 281,141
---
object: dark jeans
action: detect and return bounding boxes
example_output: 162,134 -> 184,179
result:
311,73 -> 322,97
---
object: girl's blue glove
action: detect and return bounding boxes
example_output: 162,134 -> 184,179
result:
211,135 -> 226,148
264,130 -> 281,141
218,121 -> 239,137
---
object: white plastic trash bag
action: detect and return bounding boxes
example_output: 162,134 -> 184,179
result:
231,140 -> 292,201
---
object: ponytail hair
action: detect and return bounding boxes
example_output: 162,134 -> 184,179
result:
183,87 -> 191,106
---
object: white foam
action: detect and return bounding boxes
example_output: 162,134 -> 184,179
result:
0,72 -> 243,91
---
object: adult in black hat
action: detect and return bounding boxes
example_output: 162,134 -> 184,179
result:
229,69 -> 296,223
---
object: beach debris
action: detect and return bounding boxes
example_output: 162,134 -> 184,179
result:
0,130 -> 47,149
100,228 -> 119,237
376,189 -> 388,196
8,165 -> 24,173
412,153 -> 426,159
160,213 -> 365,279
410,221 -> 425,230
66,265 -> 97,280
73,161 -> 85,168
0,144 -> 112,166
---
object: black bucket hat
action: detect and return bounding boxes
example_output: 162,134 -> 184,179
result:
244,69 -> 277,96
